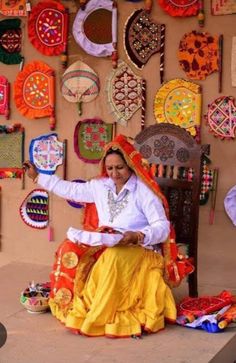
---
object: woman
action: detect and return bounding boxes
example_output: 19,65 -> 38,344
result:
23,134 -> 177,338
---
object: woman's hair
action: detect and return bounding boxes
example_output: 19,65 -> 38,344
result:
104,148 -> 127,164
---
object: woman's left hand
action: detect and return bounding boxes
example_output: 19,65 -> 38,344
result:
119,231 -> 143,246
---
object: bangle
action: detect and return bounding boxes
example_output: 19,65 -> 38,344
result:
33,175 -> 39,184
136,231 -> 145,245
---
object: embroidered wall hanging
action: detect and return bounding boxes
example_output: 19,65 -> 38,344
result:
19,189 -> 49,229
0,123 -> 24,179
66,179 -> 86,208
0,75 -> 10,119
0,0 -> 27,16
28,1 -> 69,57
178,31 -> 219,81
205,96 -> 236,140
74,118 -> 113,163
154,78 -> 202,138
61,60 -> 100,116
106,60 -> 143,126
158,0 -> 199,16
211,0 -> 236,15
14,61 -> 56,130
72,0 -> 118,67
124,9 -> 165,84
0,18 -> 23,65
29,133 -> 64,174
232,37 -> 236,88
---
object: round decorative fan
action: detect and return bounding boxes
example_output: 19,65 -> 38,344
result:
158,0 -> 199,17
19,189 -> 49,229
61,60 -> 100,115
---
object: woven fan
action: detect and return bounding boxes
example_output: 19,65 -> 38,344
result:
74,118 -> 113,163
206,96 -> 236,140
29,133 -> 64,174
0,0 -> 27,16
158,0 -> 199,16
106,60 -> 144,127
61,60 -> 100,116
0,75 -> 10,119
73,0 -> 118,67
154,78 -> 202,139
0,18 -> 23,65
14,61 -> 56,130
124,8 -> 165,84
28,1 -> 69,57
19,189 -> 49,229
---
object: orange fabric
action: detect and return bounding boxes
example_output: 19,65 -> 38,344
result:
83,134 -> 194,288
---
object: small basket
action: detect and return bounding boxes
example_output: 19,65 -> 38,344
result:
20,282 -> 51,314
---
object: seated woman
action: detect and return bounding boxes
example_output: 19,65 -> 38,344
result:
23,134 -> 177,338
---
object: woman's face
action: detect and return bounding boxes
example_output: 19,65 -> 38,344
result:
105,153 -> 132,188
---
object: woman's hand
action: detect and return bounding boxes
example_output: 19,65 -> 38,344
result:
22,161 -> 38,182
119,231 -> 144,246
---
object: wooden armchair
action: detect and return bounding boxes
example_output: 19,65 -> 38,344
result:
134,123 -> 204,297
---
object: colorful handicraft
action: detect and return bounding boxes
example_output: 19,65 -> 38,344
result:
28,1 -> 69,58
0,76 -> 10,119
0,18 -> 23,65
19,189 -> 49,229
211,0 -> 236,15
107,60 -> 143,126
74,118 -> 113,163
124,9 -> 165,84
61,60 -> 100,116
178,31 -> 220,81
0,0 -> 27,16
73,0 -> 118,67
14,61 -> 56,130
154,78 -> 202,139
29,133 -> 64,174
158,0 -> 199,16
0,123 -> 24,179
206,96 -> 236,139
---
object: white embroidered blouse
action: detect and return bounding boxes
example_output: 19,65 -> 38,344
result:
38,173 -> 170,248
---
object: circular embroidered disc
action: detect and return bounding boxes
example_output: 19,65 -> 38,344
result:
19,189 -> 49,229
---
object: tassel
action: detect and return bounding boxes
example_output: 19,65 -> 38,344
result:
48,226 -> 54,242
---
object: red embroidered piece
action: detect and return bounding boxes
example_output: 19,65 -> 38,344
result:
0,75 -> 10,119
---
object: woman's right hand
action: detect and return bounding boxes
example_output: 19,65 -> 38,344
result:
22,161 -> 38,181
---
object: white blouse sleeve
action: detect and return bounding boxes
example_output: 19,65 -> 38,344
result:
37,173 -> 95,203
137,182 -> 170,246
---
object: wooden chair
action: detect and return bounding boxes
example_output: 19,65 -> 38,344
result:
134,123 -> 204,297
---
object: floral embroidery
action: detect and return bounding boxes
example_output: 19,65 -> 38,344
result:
107,189 -> 129,222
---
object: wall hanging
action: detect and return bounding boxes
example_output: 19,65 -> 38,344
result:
72,0 -> 118,67
14,61 -> 56,130
0,18 -> 23,65
19,189 -> 49,229
205,96 -> 236,140
61,60 -> 100,116
29,133 -> 64,174
0,123 -> 24,179
28,1 -> 69,66
0,0 -> 27,16
124,8 -> 165,84
106,60 -> 144,127
74,118 -> 113,163
154,78 -> 202,140
211,0 -> 236,15
158,0 -> 204,26
0,75 -> 10,119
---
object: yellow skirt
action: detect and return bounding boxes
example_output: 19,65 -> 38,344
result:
49,245 -> 177,337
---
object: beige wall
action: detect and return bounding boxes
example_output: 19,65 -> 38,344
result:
0,1 -> 235,291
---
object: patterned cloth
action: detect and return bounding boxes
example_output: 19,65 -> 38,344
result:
19,189 -> 49,229
0,0 -> 27,16
106,60 -> 142,126
178,31 -> 219,80
206,96 -> 236,139
154,78 -> 202,138
158,0 -> 199,16
28,0 -> 69,56
0,18 -> 22,64
211,0 -> 236,15
0,75 -> 10,119
14,61 -> 56,130
74,118 -> 113,163
29,133 -> 64,174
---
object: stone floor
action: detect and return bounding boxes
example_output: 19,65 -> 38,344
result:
0,260 -> 236,363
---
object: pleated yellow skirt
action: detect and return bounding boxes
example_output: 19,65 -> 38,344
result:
49,245 -> 177,337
